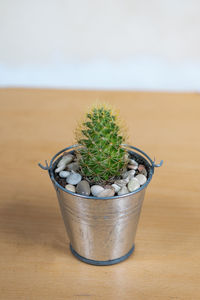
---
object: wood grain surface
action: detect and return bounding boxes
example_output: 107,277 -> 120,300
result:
0,88 -> 200,300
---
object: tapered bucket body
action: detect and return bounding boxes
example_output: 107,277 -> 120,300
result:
39,145 -> 162,265
56,182 -> 145,263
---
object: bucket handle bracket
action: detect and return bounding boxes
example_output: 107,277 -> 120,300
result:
152,159 -> 163,168
38,160 -> 50,171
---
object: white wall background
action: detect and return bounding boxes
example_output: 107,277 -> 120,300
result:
0,0 -> 200,91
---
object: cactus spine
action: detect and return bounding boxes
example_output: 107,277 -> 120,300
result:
76,105 -> 128,184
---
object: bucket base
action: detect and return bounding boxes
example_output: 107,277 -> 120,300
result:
70,244 -> 135,266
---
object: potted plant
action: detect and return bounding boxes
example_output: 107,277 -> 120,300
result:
39,105 -> 163,265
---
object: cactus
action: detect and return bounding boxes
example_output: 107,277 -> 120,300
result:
75,105 -> 128,184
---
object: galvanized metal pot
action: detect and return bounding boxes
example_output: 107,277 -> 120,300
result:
39,145 -> 163,266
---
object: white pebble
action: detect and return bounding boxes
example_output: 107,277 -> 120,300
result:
114,178 -> 129,187
135,174 -> 147,185
129,158 -> 138,165
55,165 -> 66,173
128,178 -> 140,192
57,154 -> 74,167
59,171 -> 70,178
128,159 -> 138,170
91,185 -> 104,197
97,189 -> 115,198
122,170 -> 136,179
118,186 -> 129,196
55,154 -> 74,172
65,184 -> 75,192
66,171 -> 82,185
111,184 -> 121,193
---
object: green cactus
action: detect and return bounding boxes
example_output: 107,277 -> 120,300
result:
76,105 -> 128,184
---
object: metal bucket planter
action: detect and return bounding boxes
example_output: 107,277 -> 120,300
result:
39,145 -> 163,266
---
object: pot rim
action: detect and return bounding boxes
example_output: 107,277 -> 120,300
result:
39,144 -> 163,200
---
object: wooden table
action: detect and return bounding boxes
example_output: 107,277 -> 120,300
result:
0,88 -> 200,300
